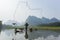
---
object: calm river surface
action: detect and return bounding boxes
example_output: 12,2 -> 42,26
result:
0,29 -> 60,40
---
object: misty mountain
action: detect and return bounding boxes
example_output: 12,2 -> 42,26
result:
39,22 -> 60,26
26,16 -> 60,25
26,16 -> 42,25
50,17 -> 59,23
4,20 -> 20,26
41,17 -> 50,24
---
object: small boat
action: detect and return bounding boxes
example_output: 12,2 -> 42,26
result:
15,28 -> 24,35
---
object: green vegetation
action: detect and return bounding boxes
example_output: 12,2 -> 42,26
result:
5,25 -> 24,29
29,25 -> 60,31
5,24 -> 60,31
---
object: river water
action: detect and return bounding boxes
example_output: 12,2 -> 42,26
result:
0,29 -> 60,40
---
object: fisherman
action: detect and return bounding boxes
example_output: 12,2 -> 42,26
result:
25,23 -> 29,39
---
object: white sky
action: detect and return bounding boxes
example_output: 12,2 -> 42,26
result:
0,0 -> 28,23
0,0 -> 41,23
0,0 -> 60,23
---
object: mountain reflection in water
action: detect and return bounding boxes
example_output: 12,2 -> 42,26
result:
0,29 -> 60,40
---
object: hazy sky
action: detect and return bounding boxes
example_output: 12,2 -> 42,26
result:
0,0 -> 60,23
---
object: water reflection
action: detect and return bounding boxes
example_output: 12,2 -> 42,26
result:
28,30 -> 60,40
0,30 -> 12,40
0,29 -> 60,40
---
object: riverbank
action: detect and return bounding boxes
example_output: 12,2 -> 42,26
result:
6,26 -> 60,31
32,27 -> 60,31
